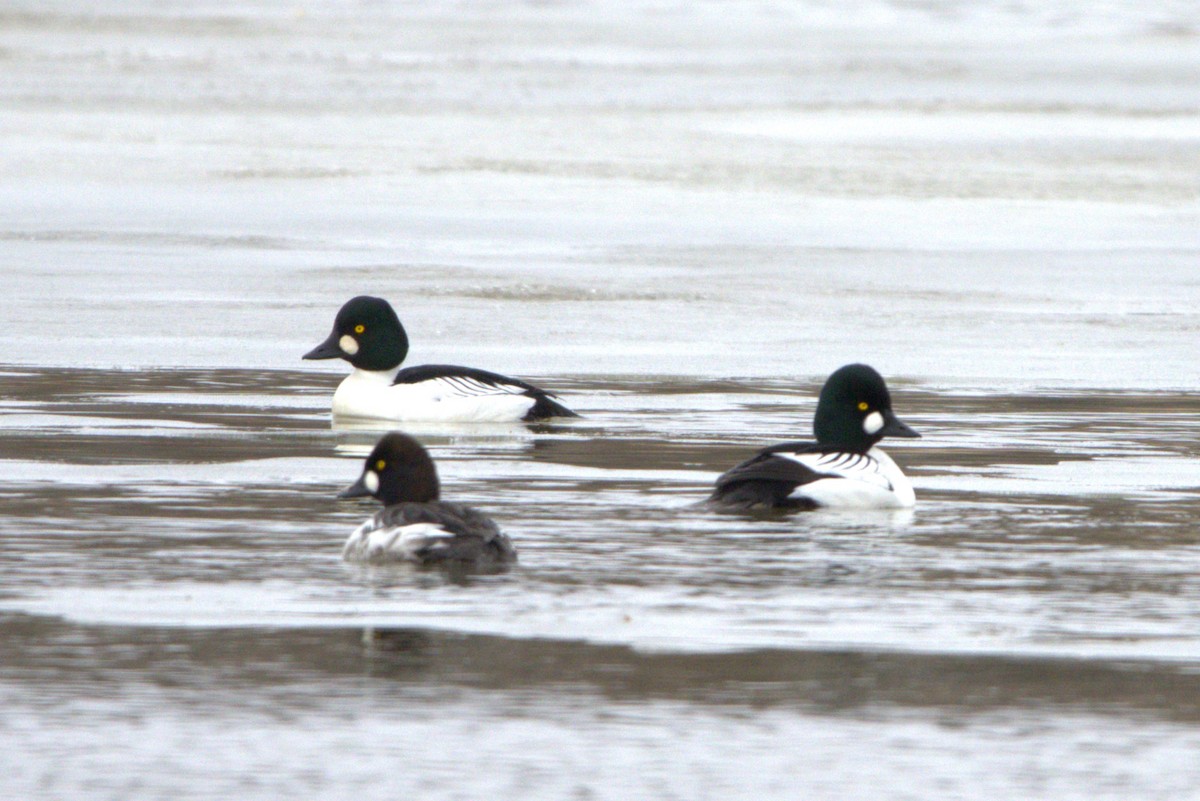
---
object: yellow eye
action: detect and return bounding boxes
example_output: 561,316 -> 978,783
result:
354,324 -> 365,334
857,402 -> 869,411
375,459 -> 386,471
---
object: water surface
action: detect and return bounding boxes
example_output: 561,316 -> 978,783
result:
2,0 -> 1200,798
2,367 -> 1199,798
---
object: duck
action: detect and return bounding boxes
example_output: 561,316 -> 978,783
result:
303,295 -> 577,422
338,432 -> 517,566
710,363 -> 920,510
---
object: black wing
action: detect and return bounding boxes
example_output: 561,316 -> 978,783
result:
393,364 -> 578,420
710,441 -> 835,510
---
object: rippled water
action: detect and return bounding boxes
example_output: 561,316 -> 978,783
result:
3,0 -> 1200,798
3,367 -> 1200,798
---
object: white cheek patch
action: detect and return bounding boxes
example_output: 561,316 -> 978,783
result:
339,335 -> 360,356
363,470 -> 379,494
863,411 -> 884,435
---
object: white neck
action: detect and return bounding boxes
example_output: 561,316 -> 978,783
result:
867,446 -> 915,507
349,366 -> 402,383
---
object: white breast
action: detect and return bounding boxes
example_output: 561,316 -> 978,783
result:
331,369 -> 537,422
783,446 -> 915,509
342,520 -> 454,564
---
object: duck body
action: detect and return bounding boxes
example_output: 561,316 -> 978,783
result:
331,364 -> 575,423
712,441 -> 915,510
342,500 -> 516,565
710,363 -> 920,511
305,296 -> 576,423
338,432 -> 516,567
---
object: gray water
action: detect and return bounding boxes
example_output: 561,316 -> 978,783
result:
3,1 -> 1200,799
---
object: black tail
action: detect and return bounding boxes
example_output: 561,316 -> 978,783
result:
524,392 -> 580,421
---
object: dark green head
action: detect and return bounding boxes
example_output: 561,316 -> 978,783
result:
812,363 -> 920,450
338,432 -> 441,506
303,295 -> 409,371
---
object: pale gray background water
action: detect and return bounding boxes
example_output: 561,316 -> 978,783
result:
2,2 -> 1199,799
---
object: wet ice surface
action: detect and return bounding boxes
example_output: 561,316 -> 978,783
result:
2,3 -> 1199,386
3,0 -> 1200,798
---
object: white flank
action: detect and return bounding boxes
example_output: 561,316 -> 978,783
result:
862,411 -> 884,435
343,520 -> 454,564
338,335 -> 359,356
781,447 -> 915,508
332,368 -> 538,422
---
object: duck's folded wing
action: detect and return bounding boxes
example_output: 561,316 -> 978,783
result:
374,503 -> 511,562
715,451 -> 825,491
716,446 -> 894,491
393,365 -> 544,397
373,502 -> 501,537
392,364 -> 578,420
770,448 -> 894,490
